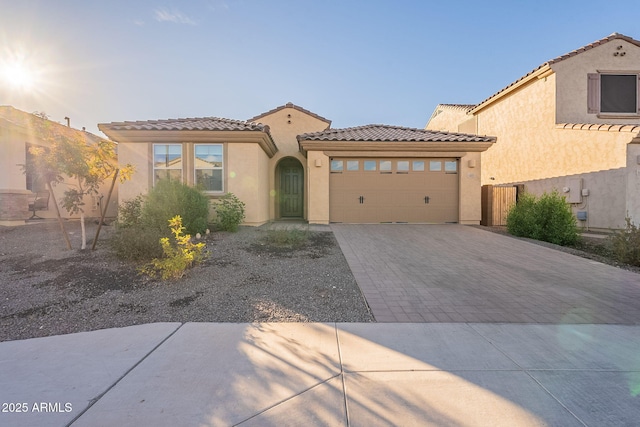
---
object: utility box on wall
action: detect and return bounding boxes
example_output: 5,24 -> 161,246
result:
564,178 -> 583,204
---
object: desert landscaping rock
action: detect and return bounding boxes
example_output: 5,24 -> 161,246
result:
0,221 -> 373,342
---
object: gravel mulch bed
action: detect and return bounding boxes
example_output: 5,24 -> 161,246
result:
0,221 -> 373,342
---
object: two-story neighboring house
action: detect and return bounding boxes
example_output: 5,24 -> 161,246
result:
426,33 -> 640,231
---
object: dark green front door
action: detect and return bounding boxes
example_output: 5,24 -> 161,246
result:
280,159 -> 303,217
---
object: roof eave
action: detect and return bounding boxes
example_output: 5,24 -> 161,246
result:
97,128 -> 278,158
469,65 -> 553,115
298,140 -> 495,156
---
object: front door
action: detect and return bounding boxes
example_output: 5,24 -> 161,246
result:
279,158 -> 303,218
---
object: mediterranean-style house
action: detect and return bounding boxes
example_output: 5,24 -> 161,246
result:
426,33 -> 640,231
0,106 -> 119,226
99,103 -> 495,225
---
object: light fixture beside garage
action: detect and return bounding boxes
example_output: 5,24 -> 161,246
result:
315,158 -> 322,167
468,159 -> 476,168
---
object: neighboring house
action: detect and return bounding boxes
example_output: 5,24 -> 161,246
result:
100,102 -> 495,225
0,106 -> 119,226
426,33 -> 640,231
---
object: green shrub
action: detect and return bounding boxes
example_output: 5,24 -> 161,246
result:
142,179 -> 210,235
214,193 -> 245,232
109,227 -> 163,261
610,217 -> 640,266
506,190 -> 579,246
506,192 -> 537,238
263,228 -> 309,247
534,191 -> 580,245
116,195 -> 144,228
139,216 -> 206,280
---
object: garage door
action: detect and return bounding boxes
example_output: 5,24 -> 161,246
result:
329,158 -> 459,223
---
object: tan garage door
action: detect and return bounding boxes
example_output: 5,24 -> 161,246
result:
329,158 -> 459,223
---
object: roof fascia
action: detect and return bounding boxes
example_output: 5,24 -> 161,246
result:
100,129 -> 278,158
469,65 -> 553,115
298,140 -> 495,156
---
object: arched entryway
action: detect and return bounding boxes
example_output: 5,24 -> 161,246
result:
276,157 -> 304,219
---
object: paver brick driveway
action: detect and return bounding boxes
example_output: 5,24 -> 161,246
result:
332,224 -> 640,324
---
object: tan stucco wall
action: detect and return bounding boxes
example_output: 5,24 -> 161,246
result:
458,152 -> 483,224
117,142 -> 151,204
227,143 -> 270,226
1,126 -> 119,224
476,74 -> 631,185
425,107 -> 471,133
118,140 -> 271,226
0,127 -> 28,190
553,39 -> 640,125
306,151 -> 330,224
251,106 -> 330,221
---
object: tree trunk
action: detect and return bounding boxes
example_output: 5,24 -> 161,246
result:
80,211 -> 86,250
47,181 -> 72,250
92,169 -> 119,250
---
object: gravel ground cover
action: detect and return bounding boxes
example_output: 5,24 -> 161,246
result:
0,221 -> 373,342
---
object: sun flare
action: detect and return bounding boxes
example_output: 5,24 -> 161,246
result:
2,62 -> 35,90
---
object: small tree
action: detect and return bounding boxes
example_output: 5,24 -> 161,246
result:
25,114 -> 133,249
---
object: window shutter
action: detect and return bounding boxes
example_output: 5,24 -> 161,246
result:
637,75 -> 640,113
587,73 -> 600,114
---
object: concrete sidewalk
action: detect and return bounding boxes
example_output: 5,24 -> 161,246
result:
1,323 -> 639,426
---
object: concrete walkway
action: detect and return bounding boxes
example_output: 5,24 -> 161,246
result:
2,322 -> 640,426
332,224 -> 640,324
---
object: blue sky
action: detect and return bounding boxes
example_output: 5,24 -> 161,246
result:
1,0 -> 639,136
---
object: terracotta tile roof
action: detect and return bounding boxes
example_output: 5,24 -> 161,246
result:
248,102 -> 332,125
0,105 -> 104,143
297,124 -> 495,142
557,123 -> 640,133
99,116 -> 270,133
437,104 -> 476,111
472,33 -> 640,112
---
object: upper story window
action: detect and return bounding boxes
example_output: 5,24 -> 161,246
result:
153,144 -> 183,185
194,144 -> 223,192
588,73 -> 640,115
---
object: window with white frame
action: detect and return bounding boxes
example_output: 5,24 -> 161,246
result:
153,144 -> 183,184
194,144 -> 223,192
588,73 -> 640,115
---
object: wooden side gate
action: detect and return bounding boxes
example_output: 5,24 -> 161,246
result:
481,185 -> 517,226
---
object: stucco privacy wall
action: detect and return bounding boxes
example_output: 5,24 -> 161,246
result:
248,104 -> 330,221
626,141 -> 640,224
553,39 -> 640,125
506,169 -> 627,230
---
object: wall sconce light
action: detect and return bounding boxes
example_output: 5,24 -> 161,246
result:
315,159 -> 322,167
467,159 -> 476,168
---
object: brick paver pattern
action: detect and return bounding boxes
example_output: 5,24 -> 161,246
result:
332,224 -> 640,324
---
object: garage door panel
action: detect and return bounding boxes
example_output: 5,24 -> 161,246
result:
330,158 -> 459,223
